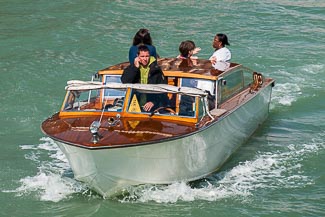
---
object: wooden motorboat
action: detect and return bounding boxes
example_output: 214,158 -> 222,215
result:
41,58 -> 275,198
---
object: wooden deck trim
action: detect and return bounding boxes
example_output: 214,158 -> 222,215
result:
58,110 -> 198,123
98,69 -> 218,80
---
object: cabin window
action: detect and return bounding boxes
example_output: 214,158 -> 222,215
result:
198,97 -> 205,119
242,69 -> 253,87
178,95 -> 196,117
181,78 -> 215,96
218,68 -> 253,104
180,78 -> 216,111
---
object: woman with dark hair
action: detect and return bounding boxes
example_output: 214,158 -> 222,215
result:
209,33 -> 231,70
128,28 -> 158,64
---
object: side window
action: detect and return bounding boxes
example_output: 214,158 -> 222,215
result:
180,78 -> 216,114
179,78 -> 197,117
243,68 -> 254,87
179,95 -> 196,117
219,68 -> 252,104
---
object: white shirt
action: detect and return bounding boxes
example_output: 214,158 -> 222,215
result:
209,47 -> 231,62
209,47 -> 231,70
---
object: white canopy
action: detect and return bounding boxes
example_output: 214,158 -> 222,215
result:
66,80 -> 208,97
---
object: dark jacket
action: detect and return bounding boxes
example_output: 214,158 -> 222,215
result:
121,59 -> 167,85
121,60 -> 168,111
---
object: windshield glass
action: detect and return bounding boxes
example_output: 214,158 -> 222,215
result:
127,89 -> 197,117
63,87 -> 126,112
103,75 -> 125,98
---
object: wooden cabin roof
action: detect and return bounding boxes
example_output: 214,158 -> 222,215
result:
98,58 -> 240,80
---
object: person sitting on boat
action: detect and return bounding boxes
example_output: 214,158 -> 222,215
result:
129,28 -> 158,65
122,45 -> 167,112
177,40 -> 201,67
209,33 -> 231,71
177,40 -> 201,60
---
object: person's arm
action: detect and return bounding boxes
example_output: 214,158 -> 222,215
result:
192,47 -> 201,55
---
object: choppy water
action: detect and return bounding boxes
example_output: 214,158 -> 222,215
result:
1,0 -> 324,216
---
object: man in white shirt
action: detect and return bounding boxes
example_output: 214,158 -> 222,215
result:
209,33 -> 231,70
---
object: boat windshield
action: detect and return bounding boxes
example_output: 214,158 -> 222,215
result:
61,76 -> 208,118
127,89 -> 197,117
103,75 -> 125,98
62,87 -> 199,118
62,87 -> 127,112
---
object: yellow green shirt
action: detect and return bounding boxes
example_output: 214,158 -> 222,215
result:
139,56 -> 156,84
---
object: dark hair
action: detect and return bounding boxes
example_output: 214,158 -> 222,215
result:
137,45 -> 150,54
216,33 -> 230,46
179,40 -> 196,58
132,28 -> 153,46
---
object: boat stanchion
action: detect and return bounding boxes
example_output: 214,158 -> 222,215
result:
89,121 -> 102,144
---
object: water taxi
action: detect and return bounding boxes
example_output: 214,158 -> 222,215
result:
41,58 -> 275,197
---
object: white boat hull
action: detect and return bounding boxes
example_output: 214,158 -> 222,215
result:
55,84 -> 273,197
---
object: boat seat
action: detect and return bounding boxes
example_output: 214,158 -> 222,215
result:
209,108 -> 227,116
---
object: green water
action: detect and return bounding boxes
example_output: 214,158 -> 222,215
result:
1,0 -> 324,216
